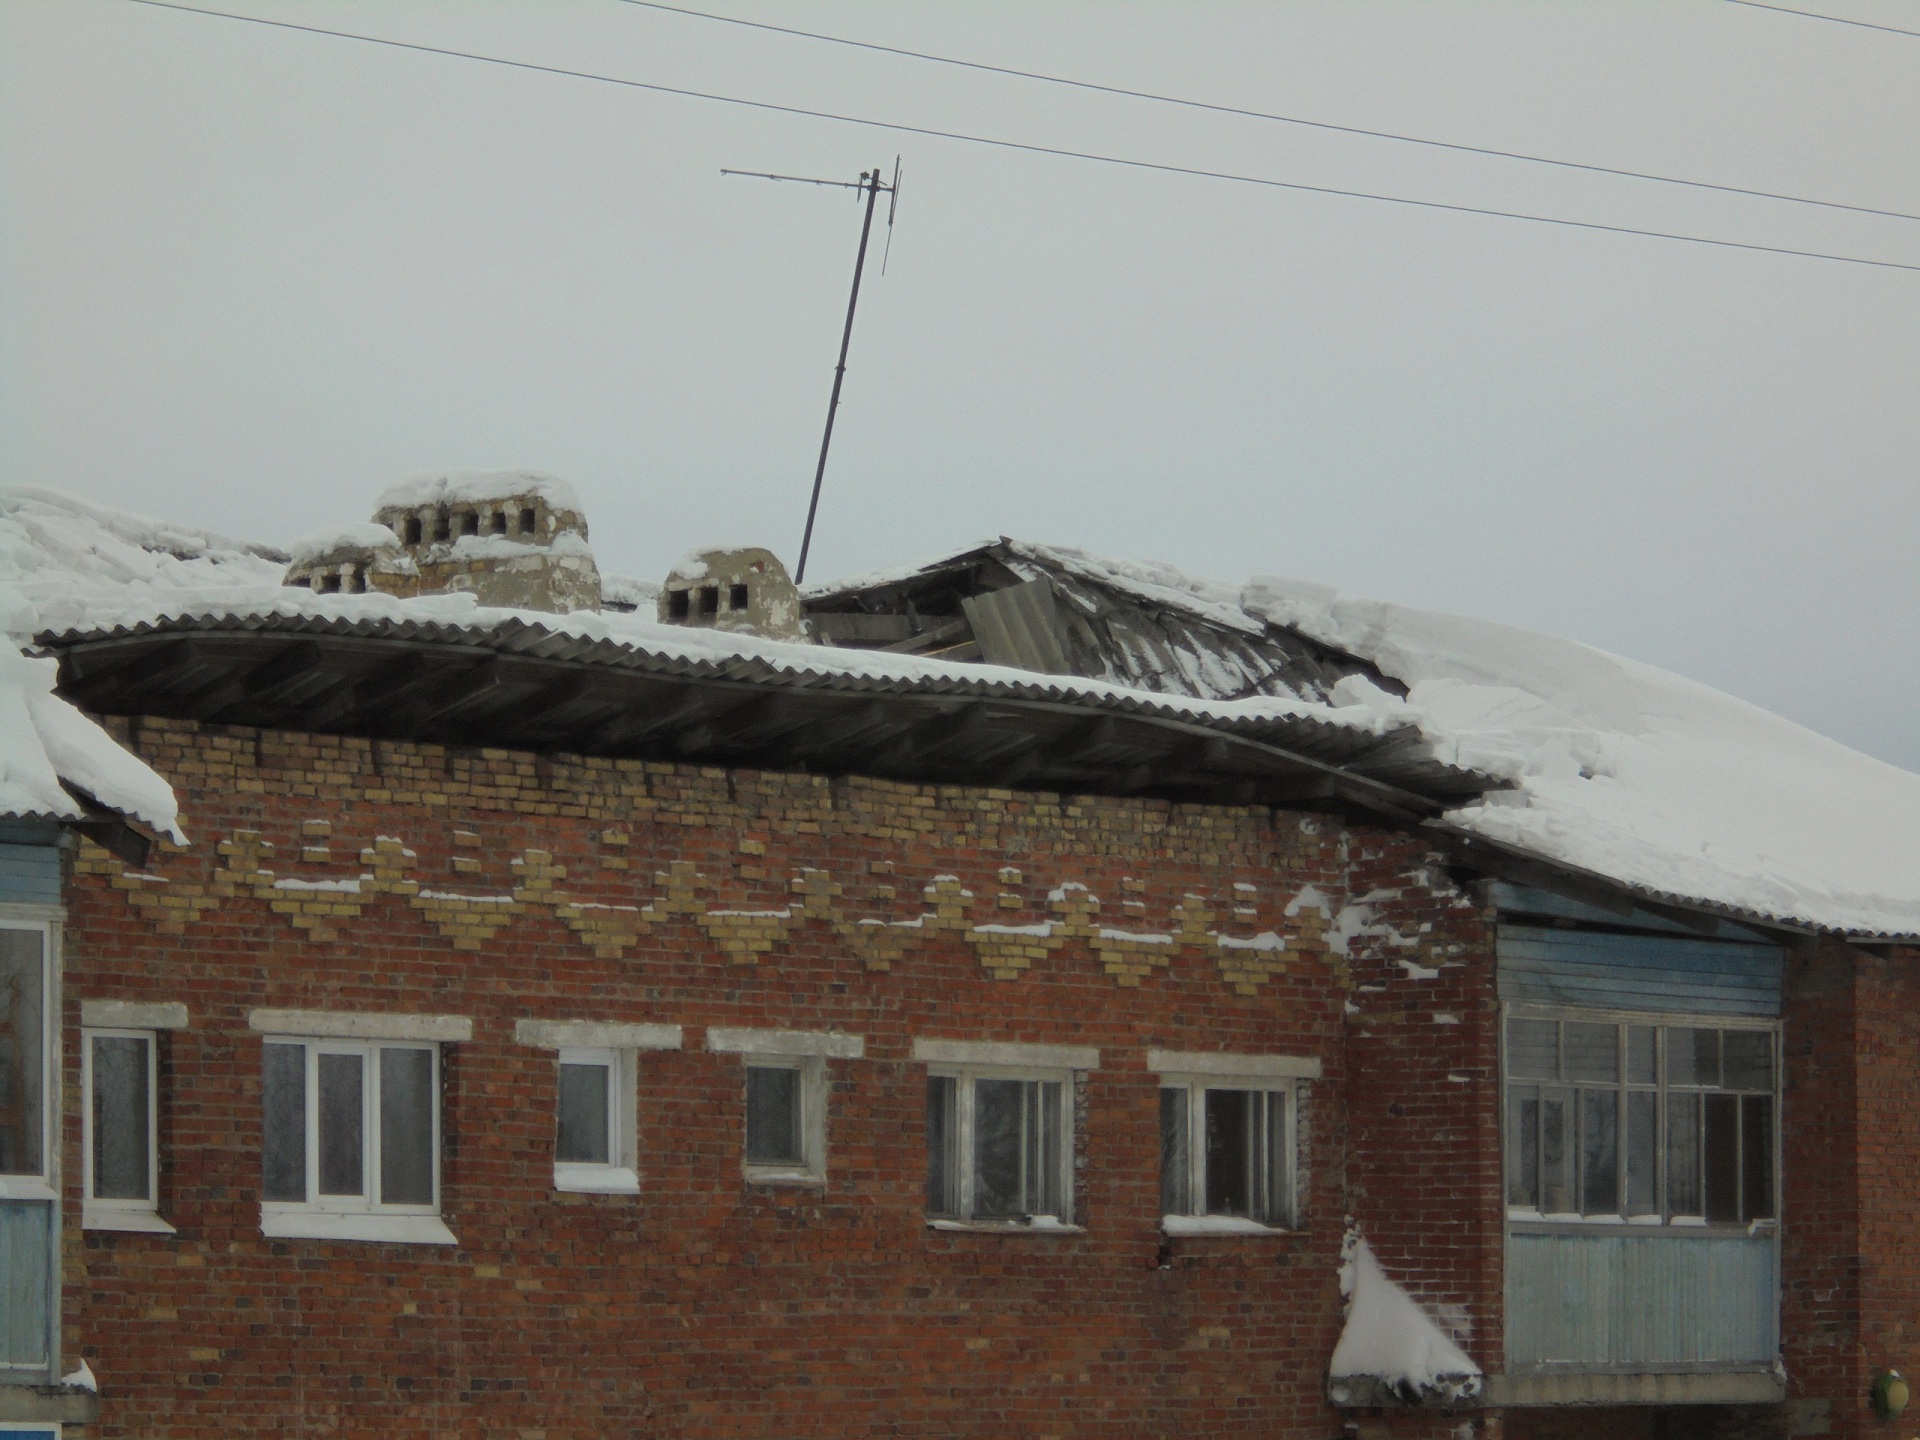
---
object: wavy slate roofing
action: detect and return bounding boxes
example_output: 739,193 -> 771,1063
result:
6,486 -> 1914,939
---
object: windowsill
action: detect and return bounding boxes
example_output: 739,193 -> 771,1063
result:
744,1165 -> 826,1188
554,1165 -> 641,1195
927,1217 -> 1085,1234
82,1205 -> 177,1234
261,1210 -> 458,1245
1509,1213 -> 1777,1237
1161,1214 -> 1289,1236
0,1178 -> 57,1203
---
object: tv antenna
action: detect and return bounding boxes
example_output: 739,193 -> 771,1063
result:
723,158 -> 901,583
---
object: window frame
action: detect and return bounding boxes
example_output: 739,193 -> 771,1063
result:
258,1035 -> 454,1245
740,1054 -> 826,1186
80,1026 -> 173,1233
1157,1076 -> 1298,1234
0,918 -> 55,1202
552,1045 -> 639,1195
1501,1002 -> 1780,1231
924,1063 -> 1076,1229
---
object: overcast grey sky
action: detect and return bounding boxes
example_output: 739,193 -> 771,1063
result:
3,0 -> 1916,770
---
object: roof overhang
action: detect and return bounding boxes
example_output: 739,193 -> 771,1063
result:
39,612 -> 1493,828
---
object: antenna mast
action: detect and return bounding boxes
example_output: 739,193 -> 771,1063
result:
724,159 -> 901,583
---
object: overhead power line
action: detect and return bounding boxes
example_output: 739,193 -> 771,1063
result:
124,0 -> 1920,275
621,0 -> 1920,226
1723,0 -> 1920,38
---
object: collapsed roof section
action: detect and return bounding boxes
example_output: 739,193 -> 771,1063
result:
803,538 -> 1394,705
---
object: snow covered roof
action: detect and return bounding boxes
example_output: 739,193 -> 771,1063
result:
5,485 -> 1913,939
286,523 -> 402,566
374,469 -> 584,514
0,634 -> 181,840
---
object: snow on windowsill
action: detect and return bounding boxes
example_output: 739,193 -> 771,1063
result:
1162,1214 -> 1288,1236
260,1209 -> 458,1245
744,1166 -> 827,1188
0,1176 -> 57,1202
927,1216 -> 1085,1235
554,1165 -> 641,1195
81,1205 -> 177,1234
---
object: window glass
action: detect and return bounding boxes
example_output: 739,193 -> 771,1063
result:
91,1035 -> 151,1201
925,1075 -> 958,1216
379,1047 -> 435,1206
318,1052 -> 365,1197
0,929 -> 45,1176
1667,1090 -> 1703,1217
1703,1092 -> 1741,1223
1626,1026 -> 1657,1085
1742,1095 -> 1775,1221
973,1077 -> 1034,1219
745,1065 -> 802,1165
263,1042 -> 307,1202
1506,1087 -> 1539,1209
1204,1089 -> 1255,1216
1565,1023 -> 1619,1084
1507,1019 -> 1558,1080
1625,1090 -> 1658,1216
1539,1089 -> 1573,1214
1579,1089 -> 1620,1215
1160,1088 -> 1191,1216
1667,1027 -> 1720,1087
557,1060 -> 611,1165
1724,1031 -> 1772,1091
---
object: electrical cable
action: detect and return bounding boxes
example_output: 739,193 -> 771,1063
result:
123,0 -> 1920,275
1722,0 -> 1920,39
619,0 -> 1920,226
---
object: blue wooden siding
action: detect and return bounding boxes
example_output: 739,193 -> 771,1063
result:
1507,1232 -> 1776,1368
1497,925 -> 1783,1018
0,1199 -> 51,1373
0,844 -> 59,909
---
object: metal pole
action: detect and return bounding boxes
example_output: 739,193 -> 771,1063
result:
794,168 -> 882,585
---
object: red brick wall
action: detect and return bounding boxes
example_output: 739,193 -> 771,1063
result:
53,716 -> 1499,1438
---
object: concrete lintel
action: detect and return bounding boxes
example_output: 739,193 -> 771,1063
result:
0,1383 -> 102,1422
913,1038 -> 1100,1070
249,1009 -> 473,1043
514,1018 -> 683,1052
81,999 -> 190,1030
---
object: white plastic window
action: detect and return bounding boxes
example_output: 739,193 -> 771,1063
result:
261,1038 -> 452,1243
925,1068 -> 1072,1226
553,1046 -> 637,1194
83,1028 -> 173,1233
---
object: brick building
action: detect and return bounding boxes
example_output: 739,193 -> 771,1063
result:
1,478 -> 1915,1438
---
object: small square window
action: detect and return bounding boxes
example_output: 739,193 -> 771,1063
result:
697,586 -> 720,618
742,1059 -> 824,1182
83,1028 -> 174,1233
433,510 -> 451,542
404,516 -> 423,545
490,510 -> 507,535
1159,1082 -> 1294,1230
460,511 -> 479,537
728,582 -> 750,612
552,1047 -> 637,1194
518,507 -> 537,534
667,589 -> 690,621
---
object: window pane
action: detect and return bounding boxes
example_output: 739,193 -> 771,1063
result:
1626,1090 -> 1658,1217
1540,1089 -> 1572,1214
318,1052 -> 365,1197
746,1065 -> 802,1165
1704,1092 -> 1740,1223
263,1042 -> 308,1202
379,1048 -> 435,1205
1668,1028 -> 1720,1088
1579,1088 -> 1620,1215
1667,1091 -> 1702,1217
1626,1027 -> 1657,1086
925,1076 -> 957,1216
1159,1088 -> 1190,1216
1034,1081 -> 1064,1217
1723,1032 -> 1772,1092
1506,1087 -> 1539,1209
92,1035 -> 151,1201
1741,1095 -> 1774,1222
1205,1089 -> 1255,1217
557,1061 -> 611,1165
1507,1019 -> 1558,1080
1262,1091 -> 1288,1226
0,930 -> 45,1175
1565,1023 -> 1619,1084
973,1078 -> 1028,1218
